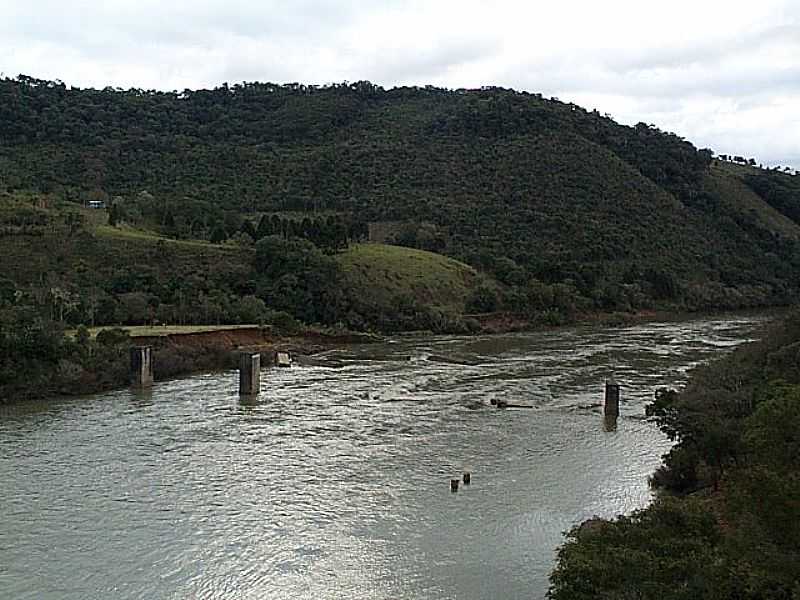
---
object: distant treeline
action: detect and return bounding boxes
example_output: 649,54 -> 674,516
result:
718,153 -> 799,175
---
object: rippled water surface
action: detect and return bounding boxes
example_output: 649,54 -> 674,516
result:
0,315 -> 767,599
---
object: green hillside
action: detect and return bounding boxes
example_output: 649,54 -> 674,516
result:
1,75 -> 800,328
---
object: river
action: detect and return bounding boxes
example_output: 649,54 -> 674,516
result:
0,314 -> 767,599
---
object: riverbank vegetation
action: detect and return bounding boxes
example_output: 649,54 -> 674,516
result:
548,311 -> 800,599
0,314 -> 365,403
0,314 -> 241,402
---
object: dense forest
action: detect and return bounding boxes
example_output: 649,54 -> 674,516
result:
2,75 -> 800,334
549,311 -> 800,599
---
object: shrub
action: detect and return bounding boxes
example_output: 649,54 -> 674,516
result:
95,327 -> 131,346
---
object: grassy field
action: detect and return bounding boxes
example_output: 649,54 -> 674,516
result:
94,223 -> 242,250
337,243 -> 478,311
76,324 -> 261,338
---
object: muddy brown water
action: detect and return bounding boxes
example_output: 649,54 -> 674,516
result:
0,314 -> 767,599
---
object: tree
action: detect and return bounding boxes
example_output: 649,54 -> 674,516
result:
466,282 -> 499,313
48,286 -> 78,323
233,295 -> 267,323
240,219 -> 257,240
744,383 -> 800,470
549,498 -> 725,600
117,292 -> 151,324
163,207 -> 176,235
63,212 -> 84,237
107,202 -> 120,227
210,224 -> 228,243
254,235 -> 347,324
256,214 -> 273,240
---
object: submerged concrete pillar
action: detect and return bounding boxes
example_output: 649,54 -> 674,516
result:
130,346 -> 153,388
603,414 -> 618,432
275,351 -> 292,368
239,352 -> 261,396
604,377 -> 620,417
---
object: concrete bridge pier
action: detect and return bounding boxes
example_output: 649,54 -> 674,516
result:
239,352 -> 261,396
603,413 -> 618,432
130,346 -> 154,388
604,376 -> 620,418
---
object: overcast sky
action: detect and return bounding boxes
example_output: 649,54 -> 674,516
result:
2,0 -> 798,168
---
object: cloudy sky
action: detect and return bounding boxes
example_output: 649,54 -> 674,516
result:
2,0 -> 798,168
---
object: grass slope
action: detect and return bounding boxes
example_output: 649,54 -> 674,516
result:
337,243 -> 478,312
706,161 -> 800,241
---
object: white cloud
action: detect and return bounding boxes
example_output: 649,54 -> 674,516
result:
0,0 -> 797,167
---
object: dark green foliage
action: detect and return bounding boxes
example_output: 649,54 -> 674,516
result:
239,219 -> 256,240
74,324 -> 91,346
95,327 -> 131,346
549,498 -> 725,600
0,305 -> 128,401
717,384 -> 800,597
152,344 -> 236,382
648,445 -> 701,493
645,267 -> 680,300
250,214 -> 350,250
254,235 -> 347,324
744,383 -> 800,471
465,282 -> 499,313
0,305 -> 65,375
107,202 -> 119,227
502,279 -> 590,323
255,214 -> 274,239
263,310 -> 302,334
210,224 -> 228,243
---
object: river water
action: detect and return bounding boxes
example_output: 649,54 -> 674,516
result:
0,314 -> 767,600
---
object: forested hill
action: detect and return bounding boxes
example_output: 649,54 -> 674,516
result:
2,75 -> 800,313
